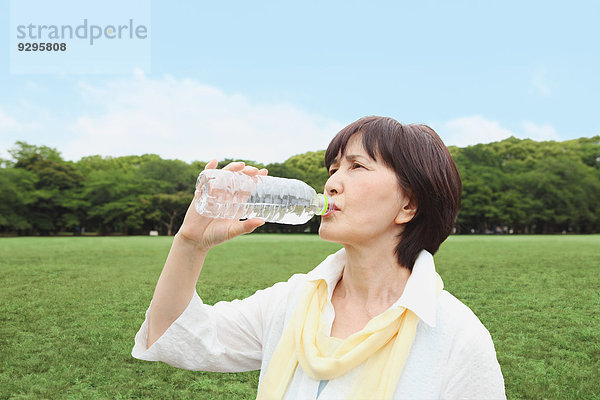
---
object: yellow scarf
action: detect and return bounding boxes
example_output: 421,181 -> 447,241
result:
257,273 -> 444,400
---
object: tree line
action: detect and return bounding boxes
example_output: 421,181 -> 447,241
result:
1,135 -> 599,236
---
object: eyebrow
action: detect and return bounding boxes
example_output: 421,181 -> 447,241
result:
330,154 -> 366,165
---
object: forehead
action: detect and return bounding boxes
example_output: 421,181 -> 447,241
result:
344,134 -> 365,152
331,134 -> 373,163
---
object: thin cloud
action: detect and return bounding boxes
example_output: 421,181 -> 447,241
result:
63,71 -> 344,164
433,115 -> 561,147
0,107 -> 25,160
2,74 -> 565,165
434,116 -> 514,147
520,121 -> 560,141
0,107 -> 23,133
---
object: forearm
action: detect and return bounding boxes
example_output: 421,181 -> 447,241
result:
147,233 -> 208,348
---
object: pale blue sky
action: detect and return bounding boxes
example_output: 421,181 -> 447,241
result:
1,0 -> 599,163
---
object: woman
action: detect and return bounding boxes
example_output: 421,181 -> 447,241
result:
132,116 -> 506,399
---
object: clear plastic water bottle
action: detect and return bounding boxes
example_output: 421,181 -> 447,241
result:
194,169 -> 335,225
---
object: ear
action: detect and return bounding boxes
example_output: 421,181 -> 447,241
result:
394,196 -> 417,225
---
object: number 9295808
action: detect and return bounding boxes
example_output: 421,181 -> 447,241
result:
18,42 -> 66,51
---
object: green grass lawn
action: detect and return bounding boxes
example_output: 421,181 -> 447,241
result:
0,234 -> 598,399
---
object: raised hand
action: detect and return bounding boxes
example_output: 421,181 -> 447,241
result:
176,159 -> 269,251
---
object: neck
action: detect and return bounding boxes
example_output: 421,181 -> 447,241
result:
337,241 -> 411,309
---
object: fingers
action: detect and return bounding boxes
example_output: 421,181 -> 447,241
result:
222,161 -> 245,172
203,159 -> 268,176
241,165 -> 259,176
228,218 -> 265,239
240,166 -> 269,177
204,159 -> 218,170
245,218 -> 266,231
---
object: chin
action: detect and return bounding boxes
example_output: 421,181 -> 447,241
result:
319,221 -> 383,247
318,223 -> 350,245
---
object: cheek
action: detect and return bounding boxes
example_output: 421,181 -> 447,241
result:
352,179 -> 382,201
362,177 -> 399,202
354,180 -> 402,222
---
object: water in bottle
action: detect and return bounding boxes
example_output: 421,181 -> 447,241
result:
194,169 -> 335,224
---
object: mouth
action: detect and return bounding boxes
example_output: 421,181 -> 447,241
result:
322,205 -> 341,218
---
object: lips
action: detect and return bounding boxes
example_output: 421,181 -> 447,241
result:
322,204 -> 341,218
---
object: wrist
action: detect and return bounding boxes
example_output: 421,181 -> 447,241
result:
174,232 -> 209,254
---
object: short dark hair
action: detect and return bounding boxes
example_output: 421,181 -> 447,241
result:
324,116 -> 462,271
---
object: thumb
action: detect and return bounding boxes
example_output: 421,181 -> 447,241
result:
227,218 -> 265,239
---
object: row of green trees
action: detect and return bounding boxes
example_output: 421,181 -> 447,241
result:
1,135 -> 599,236
452,136 -> 600,233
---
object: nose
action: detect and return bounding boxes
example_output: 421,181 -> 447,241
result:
324,173 -> 341,197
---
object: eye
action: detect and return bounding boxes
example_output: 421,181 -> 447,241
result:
328,168 -> 337,176
352,163 -> 364,169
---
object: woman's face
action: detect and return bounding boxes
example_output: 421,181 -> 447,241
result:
319,134 -> 414,247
